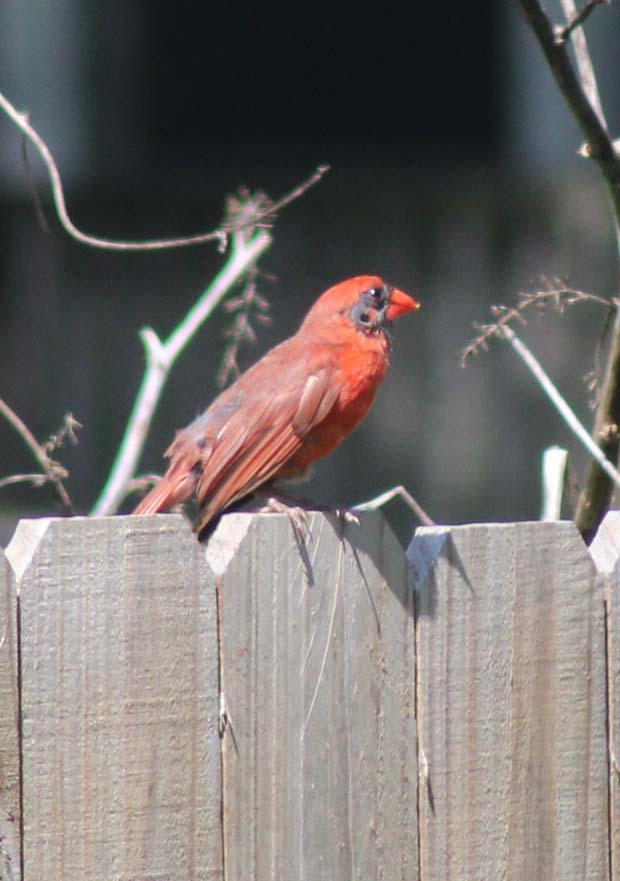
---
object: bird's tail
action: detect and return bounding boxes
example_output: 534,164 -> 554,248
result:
132,470 -> 197,515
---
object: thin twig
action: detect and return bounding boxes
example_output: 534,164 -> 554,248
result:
501,326 -> 620,491
353,484 -> 435,526
124,474 -> 161,492
21,133 -> 49,233
44,412 -> 81,455
91,210 -> 272,516
217,269 -> 271,388
557,0 -> 610,46
0,88 -> 328,251
461,283 -> 611,365
0,399 -> 75,513
0,473 -> 49,491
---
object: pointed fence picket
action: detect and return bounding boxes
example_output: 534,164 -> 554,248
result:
0,510 -> 618,880
410,521 -> 609,881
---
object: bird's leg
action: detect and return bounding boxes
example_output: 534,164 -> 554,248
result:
255,493 -> 309,544
253,488 -> 359,531
279,491 -> 359,526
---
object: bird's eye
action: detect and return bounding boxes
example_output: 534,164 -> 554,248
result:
368,287 -> 383,301
349,298 -> 379,329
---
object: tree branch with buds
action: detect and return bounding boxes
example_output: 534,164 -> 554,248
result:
461,281 -> 612,366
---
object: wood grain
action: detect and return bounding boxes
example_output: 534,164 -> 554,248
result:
591,510 -> 620,881
6,514 -> 222,881
208,510 -> 417,881
0,546 -> 20,881
4,510 -> 615,880
608,563 -> 620,881
411,521 -> 609,881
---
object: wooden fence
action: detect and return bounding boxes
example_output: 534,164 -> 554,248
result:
0,509 -> 618,880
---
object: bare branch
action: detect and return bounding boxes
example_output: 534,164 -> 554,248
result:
0,88 -> 328,251
517,0 -> 614,162
257,165 -> 329,222
44,412 -> 82,456
559,0 -> 608,127
353,484 -> 435,526
0,399 -> 75,513
584,303 -> 616,406
0,473 -> 49,491
518,0 -> 620,539
460,282 -> 611,366
557,0 -> 610,46
91,199 -> 272,516
21,133 -> 50,233
123,474 -> 161,496
500,326 -> 620,491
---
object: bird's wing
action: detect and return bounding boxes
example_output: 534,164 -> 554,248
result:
192,358 -> 342,531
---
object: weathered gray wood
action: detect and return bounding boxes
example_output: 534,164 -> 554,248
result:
206,510 -> 417,881
409,521 -> 609,881
7,510 -> 614,880
591,510 -> 620,881
6,515 -> 222,881
0,547 -> 20,881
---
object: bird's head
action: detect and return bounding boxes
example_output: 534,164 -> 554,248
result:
300,275 -> 419,336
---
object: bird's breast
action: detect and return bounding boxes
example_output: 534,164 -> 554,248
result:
335,336 -> 390,405
276,333 -> 390,477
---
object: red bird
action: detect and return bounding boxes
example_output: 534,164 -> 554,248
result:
133,275 -> 419,532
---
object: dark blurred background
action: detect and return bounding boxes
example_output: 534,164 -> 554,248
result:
2,0 -> 620,547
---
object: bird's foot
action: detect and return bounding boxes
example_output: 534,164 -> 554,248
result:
255,494 -> 310,544
254,490 -> 359,535
279,493 -> 359,527
334,507 -> 360,526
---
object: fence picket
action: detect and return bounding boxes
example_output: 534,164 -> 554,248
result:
6,514 -> 222,881
591,510 -> 620,881
410,520 -> 609,881
209,510 -> 417,881
3,511 -> 618,880
0,545 -> 20,881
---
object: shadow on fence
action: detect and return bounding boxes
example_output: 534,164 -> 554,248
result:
0,510 -> 618,880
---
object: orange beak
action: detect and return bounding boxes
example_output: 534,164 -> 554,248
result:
385,287 -> 420,321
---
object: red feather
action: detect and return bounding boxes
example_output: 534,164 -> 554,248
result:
133,275 -> 419,532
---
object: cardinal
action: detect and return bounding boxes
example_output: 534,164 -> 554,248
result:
133,275 -> 419,533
